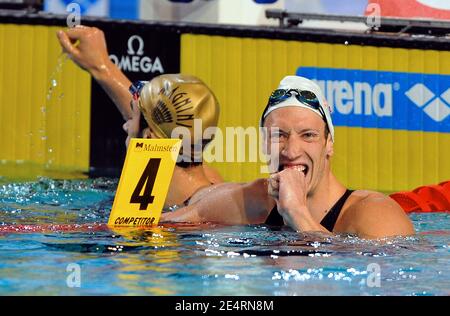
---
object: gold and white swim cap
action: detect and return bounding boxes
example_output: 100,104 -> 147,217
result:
136,74 -> 220,146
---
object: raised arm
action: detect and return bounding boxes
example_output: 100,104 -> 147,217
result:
57,26 -> 133,120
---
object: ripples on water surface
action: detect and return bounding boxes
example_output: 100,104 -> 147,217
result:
0,178 -> 449,295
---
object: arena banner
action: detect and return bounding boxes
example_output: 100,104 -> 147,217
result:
296,67 -> 450,132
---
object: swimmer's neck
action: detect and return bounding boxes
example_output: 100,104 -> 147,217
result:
306,172 -> 347,222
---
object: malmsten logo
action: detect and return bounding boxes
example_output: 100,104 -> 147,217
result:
297,67 -> 450,133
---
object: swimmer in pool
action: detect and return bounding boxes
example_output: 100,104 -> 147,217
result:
162,76 -> 415,239
56,26 -> 223,209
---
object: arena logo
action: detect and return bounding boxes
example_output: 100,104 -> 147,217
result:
405,83 -> 450,123
296,67 -> 450,133
109,35 -> 164,74
314,79 -> 393,117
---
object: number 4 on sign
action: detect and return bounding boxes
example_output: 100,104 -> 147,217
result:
130,158 -> 161,210
108,138 -> 181,227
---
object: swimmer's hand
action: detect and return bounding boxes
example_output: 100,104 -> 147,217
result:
268,166 -> 307,207
268,166 -> 319,232
56,26 -> 113,79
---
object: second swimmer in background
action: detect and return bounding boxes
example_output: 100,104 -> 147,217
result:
57,26 -> 224,210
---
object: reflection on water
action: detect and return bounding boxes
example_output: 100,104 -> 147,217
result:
0,178 -> 449,295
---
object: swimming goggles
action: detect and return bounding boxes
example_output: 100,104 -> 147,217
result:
129,81 -> 148,101
264,88 -> 326,119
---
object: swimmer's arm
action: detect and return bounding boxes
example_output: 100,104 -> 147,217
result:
57,27 -> 133,120
339,193 -> 415,239
161,179 -> 271,224
89,60 -> 133,121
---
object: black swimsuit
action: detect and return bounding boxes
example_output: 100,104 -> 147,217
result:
264,189 -> 354,232
182,183 -> 214,206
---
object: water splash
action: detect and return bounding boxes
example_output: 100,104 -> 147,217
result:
45,53 -> 68,102
40,53 -> 70,168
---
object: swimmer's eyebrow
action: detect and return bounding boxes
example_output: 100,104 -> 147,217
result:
269,127 -> 319,135
296,128 -> 320,134
268,127 -> 288,134
297,128 -> 320,134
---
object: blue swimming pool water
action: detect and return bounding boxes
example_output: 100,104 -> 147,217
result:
0,177 -> 449,296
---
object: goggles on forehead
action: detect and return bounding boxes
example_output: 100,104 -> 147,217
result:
261,88 -> 327,125
268,89 -> 322,113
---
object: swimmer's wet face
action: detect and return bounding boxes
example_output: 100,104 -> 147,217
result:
263,106 -> 333,196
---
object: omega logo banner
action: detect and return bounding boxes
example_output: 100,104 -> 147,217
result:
109,35 -> 165,74
89,23 -> 181,176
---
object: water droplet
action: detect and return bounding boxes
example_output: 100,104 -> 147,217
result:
344,41 -> 349,45
51,79 -> 57,87
41,136 -> 47,141
41,107 -> 46,113
48,148 -> 53,153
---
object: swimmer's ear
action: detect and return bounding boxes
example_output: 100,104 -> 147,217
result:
326,133 -> 334,158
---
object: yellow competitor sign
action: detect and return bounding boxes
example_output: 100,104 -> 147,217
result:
108,138 -> 181,227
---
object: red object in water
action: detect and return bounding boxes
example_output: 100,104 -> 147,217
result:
391,180 -> 450,213
367,0 -> 450,20
413,185 -> 450,211
389,191 -> 432,213
439,181 -> 450,192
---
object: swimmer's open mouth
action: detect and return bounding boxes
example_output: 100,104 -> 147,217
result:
283,164 -> 309,176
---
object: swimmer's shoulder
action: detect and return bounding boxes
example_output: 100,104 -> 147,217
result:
336,190 -> 415,239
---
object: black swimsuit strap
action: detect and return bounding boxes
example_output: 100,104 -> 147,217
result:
265,189 -> 354,232
319,189 -> 354,232
182,182 -> 215,207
